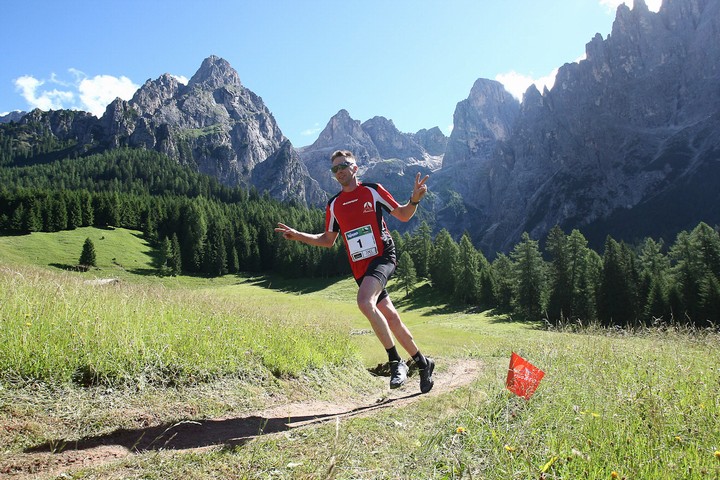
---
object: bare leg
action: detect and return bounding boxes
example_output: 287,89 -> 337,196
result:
377,295 -> 419,357
356,276 -> 395,349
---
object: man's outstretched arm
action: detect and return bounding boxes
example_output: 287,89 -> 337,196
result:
275,223 -> 339,248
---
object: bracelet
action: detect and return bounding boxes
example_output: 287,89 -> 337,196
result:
410,199 -> 420,206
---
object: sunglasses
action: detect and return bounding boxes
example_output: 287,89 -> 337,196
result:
331,162 -> 354,173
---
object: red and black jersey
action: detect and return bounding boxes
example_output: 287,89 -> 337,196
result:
325,182 -> 399,280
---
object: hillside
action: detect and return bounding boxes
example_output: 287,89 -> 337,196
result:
1,260 -> 719,478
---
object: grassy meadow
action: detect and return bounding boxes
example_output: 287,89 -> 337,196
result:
1,228 -> 719,479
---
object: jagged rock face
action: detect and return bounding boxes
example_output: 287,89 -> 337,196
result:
298,110 -> 444,201
251,140 -> 328,205
442,79 -> 520,169
413,127 -> 448,156
100,55 -> 327,204
442,0 -> 720,253
299,109 -> 381,194
21,109 -> 99,146
428,79 -> 520,243
361,116 -> 426,160
0,111 -> 26,123
12,55 -> 325,206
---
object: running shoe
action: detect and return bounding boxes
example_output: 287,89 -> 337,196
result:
419,357 -> 435,394
389,360 -> 408,389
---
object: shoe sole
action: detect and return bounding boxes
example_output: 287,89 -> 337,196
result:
420,359 -> 435,394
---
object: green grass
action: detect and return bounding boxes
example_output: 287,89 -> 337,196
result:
0,227 -> 158,280
0,266 -> 358,386
1,228 -> 719,479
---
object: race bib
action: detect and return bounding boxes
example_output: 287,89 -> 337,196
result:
345,225 -> 378,261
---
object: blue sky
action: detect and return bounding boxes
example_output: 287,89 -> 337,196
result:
1,0 -> 660,147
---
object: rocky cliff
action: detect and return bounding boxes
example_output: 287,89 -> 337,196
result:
436,0 -> 720,252
10,56 -> 326,206
103,55 -> 326,205
297,109 -> 443,201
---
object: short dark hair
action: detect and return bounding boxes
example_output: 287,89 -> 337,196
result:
330,150 -> 355,163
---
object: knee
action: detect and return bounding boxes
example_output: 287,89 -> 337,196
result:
356,295 -> 376,316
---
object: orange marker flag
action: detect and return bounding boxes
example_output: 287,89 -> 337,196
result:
506,352 -> 545,400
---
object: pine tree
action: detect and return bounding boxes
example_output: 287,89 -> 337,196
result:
492,253 -> 514,312
79,237 -> 97,269
638,238 -> 671,324
169,234 -> 182,275
573,236 -> 602,324
699,272 -> 720,326
408,221 -> 433,278
454,233 -> 481,304
669,231 -> 704,324
397,251 -> 418,297
598,237 -> 638,327
510,232 -> 546,321
429,229 -> 459,295
158,237 -> 172,275
546,225 -> 572,323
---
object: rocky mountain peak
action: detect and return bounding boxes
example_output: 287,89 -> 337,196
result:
361,116 -> 426,160
306,109 -> 379,162
188,55 -> 242,90
130,73 -> 184,114
0,111 -> 25,123
413,127 -> 447,157
442,78 -> 520,168
91,56 -> 324,205
451,0 -> 720,253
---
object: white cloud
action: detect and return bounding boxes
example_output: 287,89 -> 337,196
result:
172,75 -> 189,85
13,69 -> 140,117
301,124 -> 322,137
496,69 -> 559,101
599,0 -> 662,13
15,75 -> 75,111
78,75 -> 138,117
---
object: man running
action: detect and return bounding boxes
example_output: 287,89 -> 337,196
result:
275,149 -> 435,393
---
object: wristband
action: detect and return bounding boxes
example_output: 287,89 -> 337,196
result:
410,199 -> 420,206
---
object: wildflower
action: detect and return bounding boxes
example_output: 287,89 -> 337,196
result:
715,450 -> 720,459
25,322 -> 32,327
541,456 -> 558,473
611,472 -> 619,479
674,436 -> 682,442
504,445 -> 516,452
455,426 -> 466,434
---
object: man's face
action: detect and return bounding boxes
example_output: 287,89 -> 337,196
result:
331,157 -> 356,185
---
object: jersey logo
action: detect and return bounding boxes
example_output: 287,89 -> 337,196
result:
363,201 -> 374,213
342,198 -> 358,206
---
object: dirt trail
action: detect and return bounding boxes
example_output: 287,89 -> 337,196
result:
2,360 -> 482,478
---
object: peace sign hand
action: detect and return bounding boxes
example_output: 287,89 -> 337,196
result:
411,172 -> 430,203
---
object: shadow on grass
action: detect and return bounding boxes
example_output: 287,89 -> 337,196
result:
24,393 -> 420,454
49,263 -> 87,272
391,282 -> 467,316
245,274 -> 345,295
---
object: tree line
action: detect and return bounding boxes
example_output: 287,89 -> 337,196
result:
1,147 -> 718,328
391,223 -> 720,329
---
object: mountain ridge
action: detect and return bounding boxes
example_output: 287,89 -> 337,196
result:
3,0 -> 719,253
